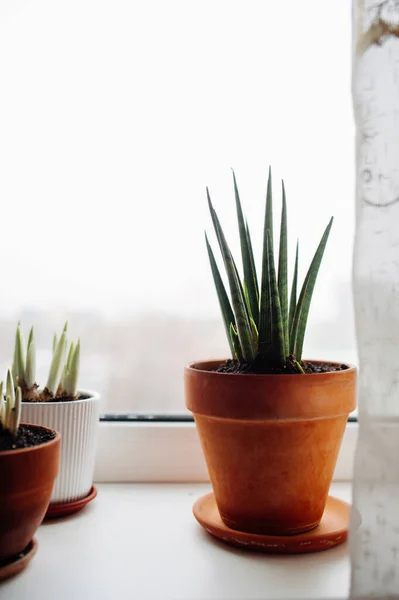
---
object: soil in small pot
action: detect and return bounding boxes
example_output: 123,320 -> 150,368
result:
216,356 -> 350,375
22,390 -> 91,403
0,424 -> 55,451
40,393 -> 91,404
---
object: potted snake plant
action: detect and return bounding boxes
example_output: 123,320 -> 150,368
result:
185,168 -> 356,536
0,370 -> 60,579
13,322 -> 100,516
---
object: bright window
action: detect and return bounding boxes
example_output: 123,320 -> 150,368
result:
0,0 -> 356,414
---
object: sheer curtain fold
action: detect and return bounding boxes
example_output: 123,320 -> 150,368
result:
351,1 -> 399,596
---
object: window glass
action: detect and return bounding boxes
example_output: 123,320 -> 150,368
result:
0,0 -> 356,413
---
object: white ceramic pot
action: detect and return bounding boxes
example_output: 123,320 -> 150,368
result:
21,391 -> 100,504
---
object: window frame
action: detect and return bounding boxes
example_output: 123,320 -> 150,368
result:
94,417 -> 358,483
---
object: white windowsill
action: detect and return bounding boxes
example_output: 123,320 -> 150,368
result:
3,482 -> 352,600
94,421 -> 358,483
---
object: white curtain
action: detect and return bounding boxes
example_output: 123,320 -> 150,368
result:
351,1 -> 399,596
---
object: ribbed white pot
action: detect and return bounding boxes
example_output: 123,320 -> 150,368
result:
21,391 -> 100,504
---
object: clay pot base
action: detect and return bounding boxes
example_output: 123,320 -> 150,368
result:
44,485 -> 98,520
0,538 -> 38,581
193,493 -> 353,554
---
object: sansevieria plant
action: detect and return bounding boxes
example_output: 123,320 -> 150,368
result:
185,167 -> 356,541
205,167 -> 333,373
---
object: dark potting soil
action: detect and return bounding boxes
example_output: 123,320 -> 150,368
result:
216,357 -> 349,375
42,393 -> 90,404
302,361 -> 349,374
0,424 -> 55,452
23,390 -> 90,403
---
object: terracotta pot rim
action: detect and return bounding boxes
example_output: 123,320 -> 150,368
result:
185,359 -> 357,420
186,359 -> 357,378
21,389 -> 100,406
0,426 -> 61,457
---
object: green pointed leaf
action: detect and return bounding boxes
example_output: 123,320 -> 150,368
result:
207,187 -> 250,323
231,255 -> 251,322
205,233 -> 235,356
259,168 -> 275,354
265,166 -> 273,249
250,317 -> 259,346
229,323 -> 243,360
259,267 -> 272,356
207,190 -> 256,362
243,279 -> 253,320
259,229 -> 285,362
278,181 -> 289,355
289,241 -> 299,349
291,217 -> 334,360
267,230 -> 285,364
245,220 -> 259,308
233,171 -> 259,324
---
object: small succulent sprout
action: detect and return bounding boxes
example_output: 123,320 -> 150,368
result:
6,322 -> 82,404
67,341 -> 75,370
9,386 -> 22,437
4,390 -> 11,431
25,327 -> 36,390
46,322 -> 68,396
3,404 -> 10,433
0,370 -> 21,437
6,369 -> 15,408
27,325 -> 34,349
52,333 -> 58,354
13,386 -> 22,434
59,341 -> 74,393
10,324 -> 39,401
12,322 -> 25,386
63,339 -> 80,398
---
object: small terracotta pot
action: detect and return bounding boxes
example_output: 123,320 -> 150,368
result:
0,425 -> 60,562
185,360 -> 356,535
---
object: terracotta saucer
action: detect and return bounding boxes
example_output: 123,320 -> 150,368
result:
44,485 -> 98,520
193,493 -> 355,554
0,538 -> 38,581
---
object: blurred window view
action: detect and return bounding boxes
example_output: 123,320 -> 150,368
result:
0,0 -> 356,414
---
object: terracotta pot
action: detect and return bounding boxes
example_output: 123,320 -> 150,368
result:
0,425 -> 60,562
21,390 -> 100,504
185,360 -> 356,535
